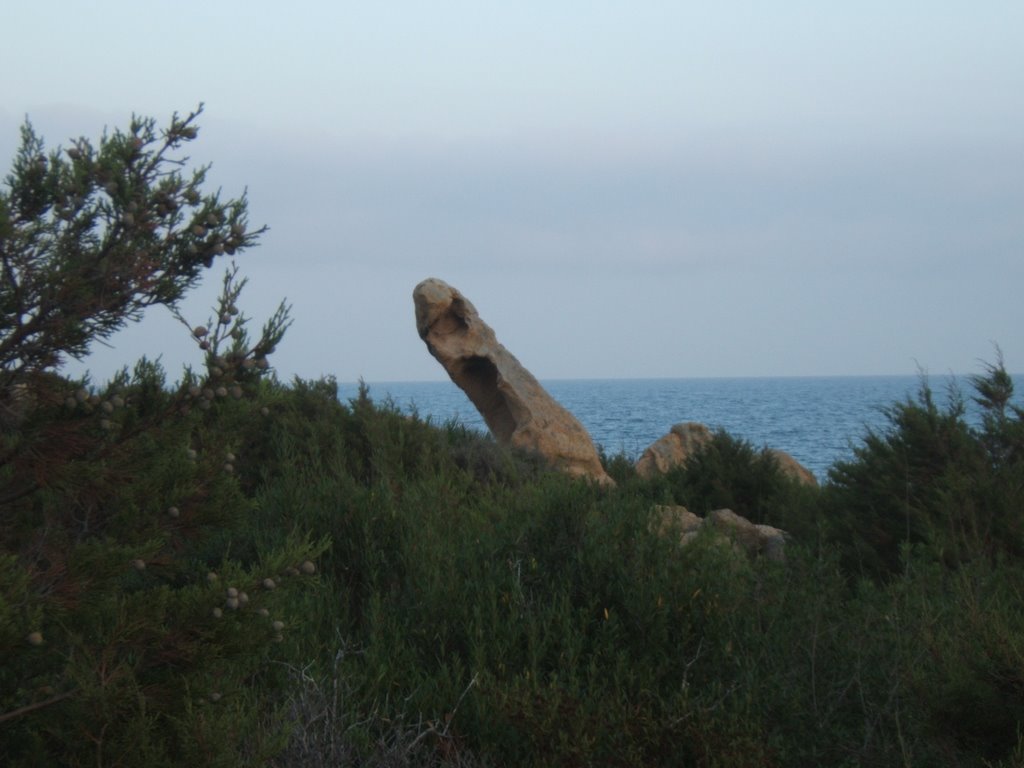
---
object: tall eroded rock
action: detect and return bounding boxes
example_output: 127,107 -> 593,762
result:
413,278 -> 614,486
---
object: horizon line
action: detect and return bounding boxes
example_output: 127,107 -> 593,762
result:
341,370 -> 1023,386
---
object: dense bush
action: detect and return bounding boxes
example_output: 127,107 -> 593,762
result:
228,370 -> 1022,767
234,365 -> 1024,767
0,110 -> 319,766
825,356 -> 1024,577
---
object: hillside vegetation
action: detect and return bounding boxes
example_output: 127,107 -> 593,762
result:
2,112 -> 1023,767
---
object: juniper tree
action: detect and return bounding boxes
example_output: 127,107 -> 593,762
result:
0,105 -> 290,498
0,108 -> 319,766
1,106 -> 258,376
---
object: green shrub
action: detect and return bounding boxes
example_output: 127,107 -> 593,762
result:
242,367 -> 1023,766
653,430 -> 822,543
825,359 -> 1024,578
894,557 -> 1024,761
0,109 -> 318,766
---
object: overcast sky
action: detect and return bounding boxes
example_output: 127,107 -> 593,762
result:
2,1 -> 1022,382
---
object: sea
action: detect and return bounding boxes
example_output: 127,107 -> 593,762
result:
337,375 -> 1020,482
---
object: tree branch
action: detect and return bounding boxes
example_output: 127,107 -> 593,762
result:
0,690 -> 76,726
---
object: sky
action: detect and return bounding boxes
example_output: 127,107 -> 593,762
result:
2,1 -> 1022,382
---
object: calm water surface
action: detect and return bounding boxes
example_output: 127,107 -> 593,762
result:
338,375 -> 1017,481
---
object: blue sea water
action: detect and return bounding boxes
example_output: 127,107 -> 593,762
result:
338,375 -> 1018,481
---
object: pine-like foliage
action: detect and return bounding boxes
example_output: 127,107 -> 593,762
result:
0,110 -> 321,766
825,357 -> 1024,576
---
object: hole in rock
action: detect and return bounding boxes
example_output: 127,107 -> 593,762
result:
458,355 -> 516,443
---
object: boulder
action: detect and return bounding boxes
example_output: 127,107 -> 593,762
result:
650,504 -> 703,538
768,448 -> 819,487
652,505 -> 787,561
413,278 -> 614,486
635,422 -> 713,478
637,423 -> 817,488
705,508 -> 787,562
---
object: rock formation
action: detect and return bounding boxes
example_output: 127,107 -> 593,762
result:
767,449 -> 819,487
705,508 -> 788,561
651,504 -> 787,561
636,422 -> 817,487
413,278 -> 614,486
650,504 -> 703,539
635,422 -> 713,478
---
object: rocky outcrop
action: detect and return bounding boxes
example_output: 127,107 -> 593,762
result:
413,278 -> 614,486
705,508 -> 787,561
650,504 -> 703,539
768,449 -> 819,487
637,422 -> 817,487
652,504 -> 787,561
635,422 -> 713,478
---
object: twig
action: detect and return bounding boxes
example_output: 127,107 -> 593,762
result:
0,689 -> 76,725
404,673 -> 479,755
